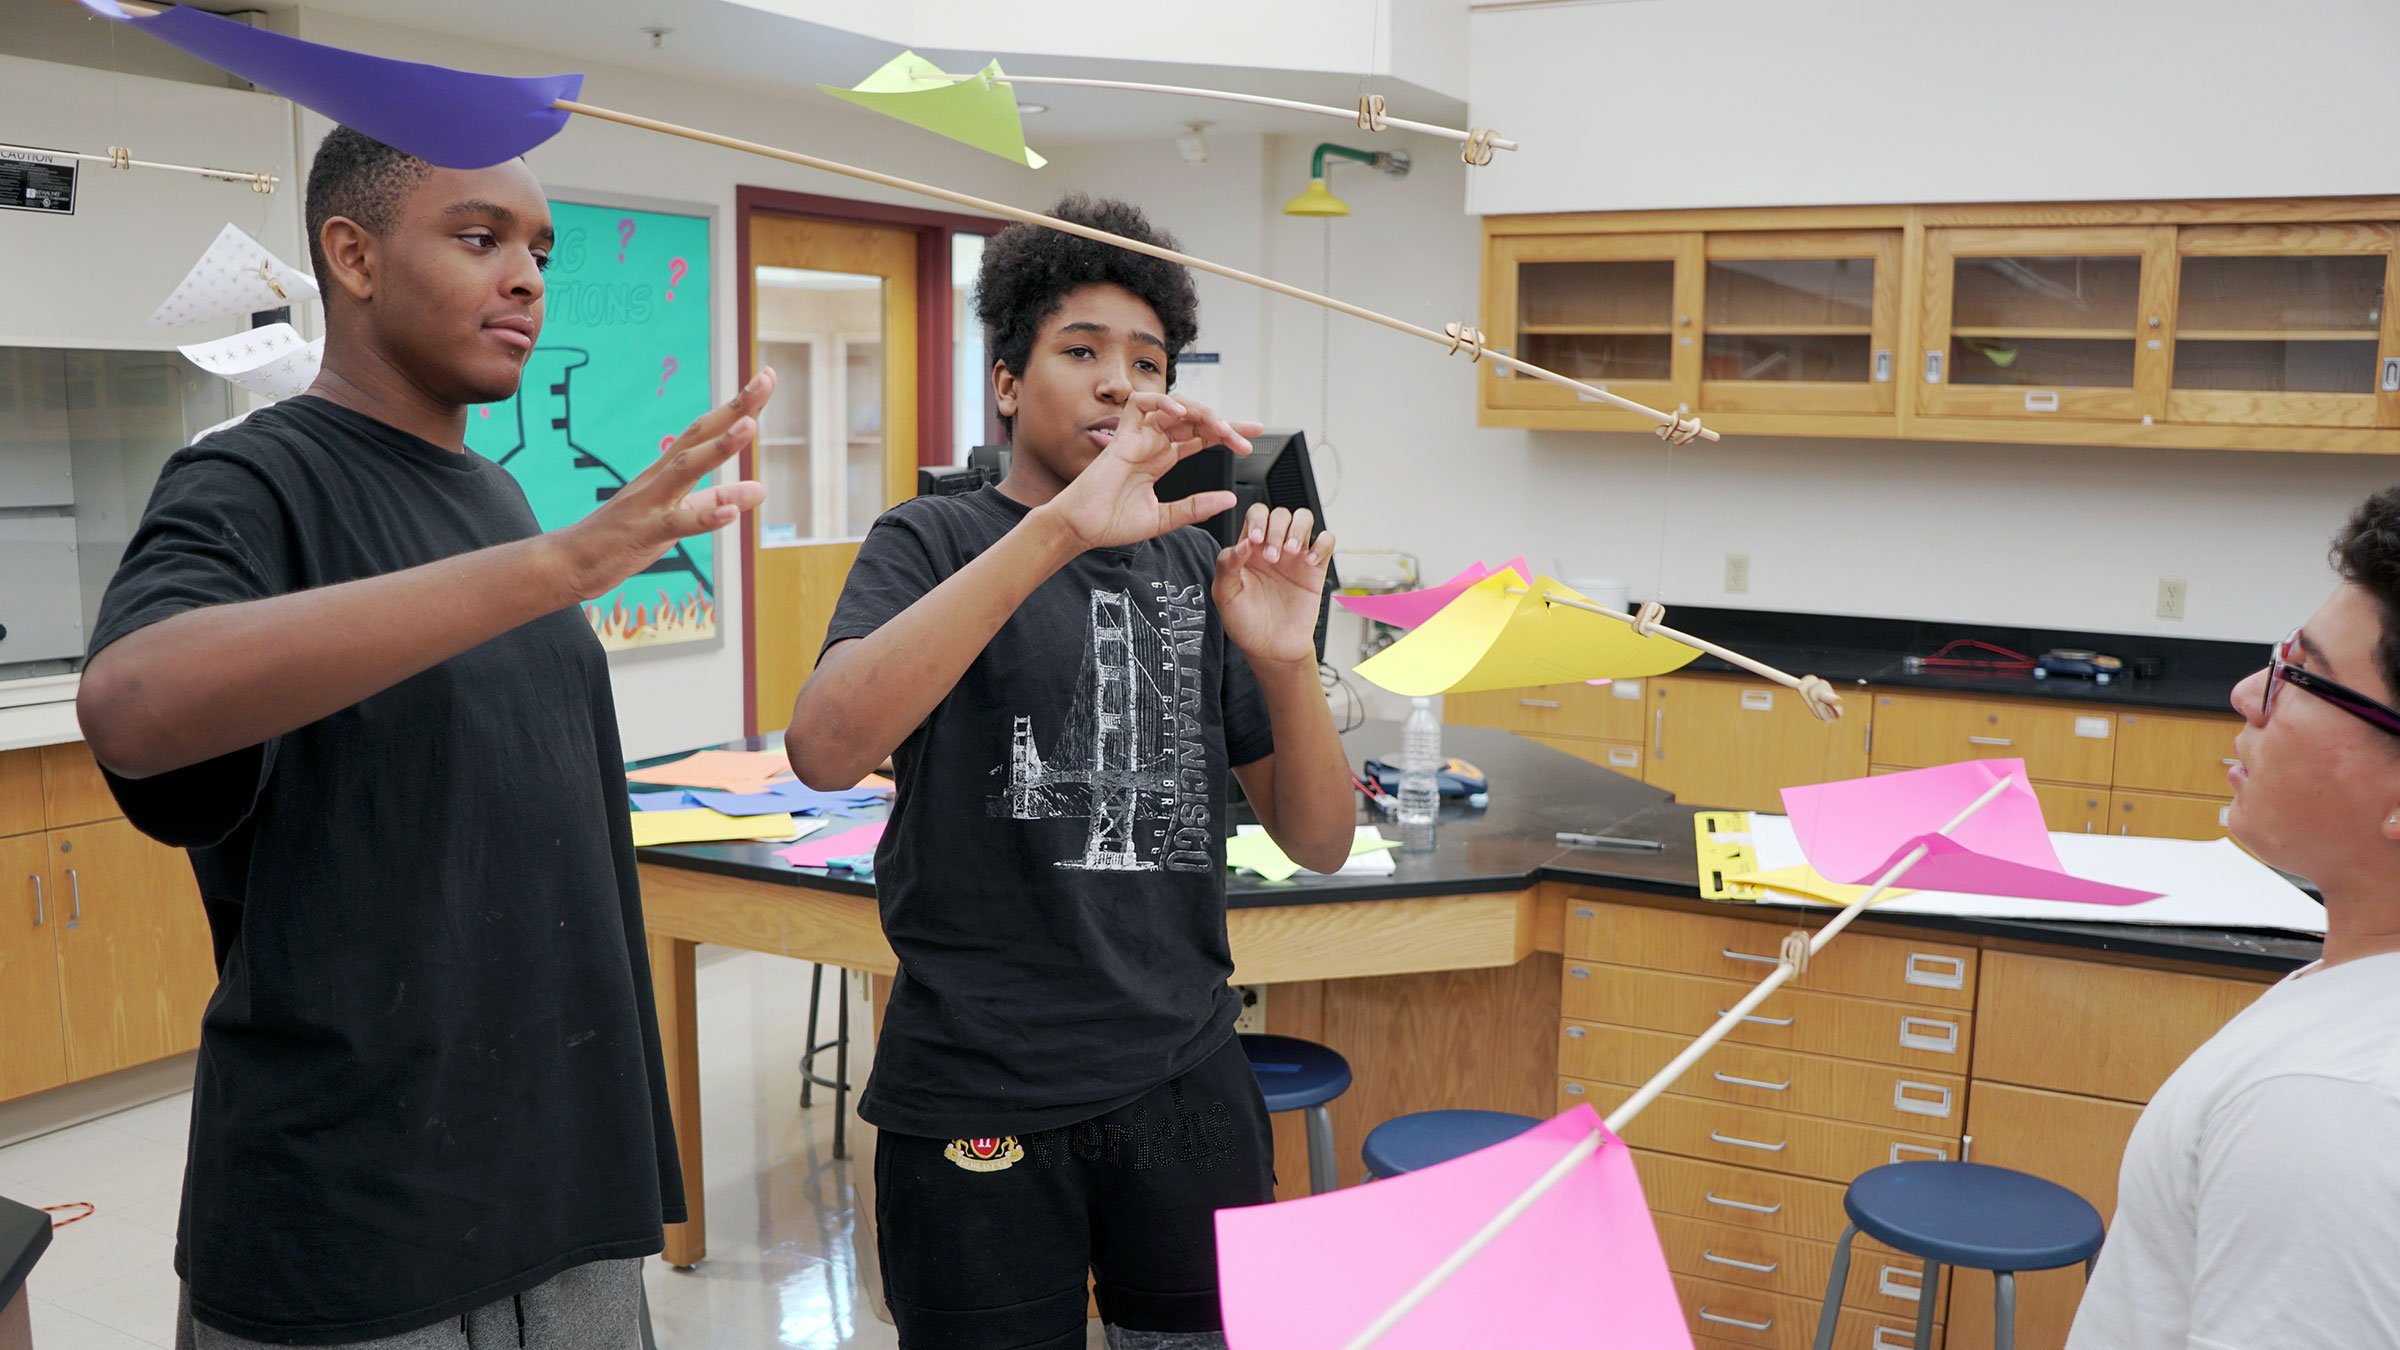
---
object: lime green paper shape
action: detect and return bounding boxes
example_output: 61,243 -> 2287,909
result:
1355,570 -> 1701,696
822,51 -> 1046,169
1226,828 -> 1402,882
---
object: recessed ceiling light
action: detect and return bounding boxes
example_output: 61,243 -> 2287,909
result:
1016,101 -> 1048,116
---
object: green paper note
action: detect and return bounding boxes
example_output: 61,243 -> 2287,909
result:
822,51 -> 1047,169
1227,827 -> 1405,882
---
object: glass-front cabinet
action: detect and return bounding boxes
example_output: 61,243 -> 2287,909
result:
2166,224 -> 2398,428
1485,232 -> 1698,422
1700,230 -> 1901,416
1918,226 -> 2173,422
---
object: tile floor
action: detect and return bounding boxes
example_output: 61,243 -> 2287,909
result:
0,949 -> 1105,1349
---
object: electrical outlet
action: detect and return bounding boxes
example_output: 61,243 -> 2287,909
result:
1724,553 -> 1750,594
1233,983 -> 1267,1035
2157,577 -> 2187,621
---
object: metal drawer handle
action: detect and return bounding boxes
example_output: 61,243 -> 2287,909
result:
1874,1328 -> 1917,1350
1569,966 -> 1591,980
1898,1017 -> 1959,1054
1705,1191 -> 1781,1215
1720,947 -> 1782,966
1905,952 -> 1966,990
2220,757 -> 2241,766
1710,1129 -> 1788,1153
1698,1308 -> 1772,1333
1519,698 -> 1562,709
1879,1264 -> 1924,1302
65,868 -> 81,929
29,874 -> 43,927
1573,905 -> 1596,920
1894,1080 -> 1954,1119
1714,1070 -> 1790,1093
1967,735 -> 2014,746
1703,1249 -> 1780,1275
1563,1082 -> 1586,1096
1891,1142 -> 1948,1164
1564,1025 -> 1586,1039
1719,1007 -> 1794,1027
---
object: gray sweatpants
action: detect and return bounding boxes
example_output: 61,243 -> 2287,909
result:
176,1258 -> 642,1350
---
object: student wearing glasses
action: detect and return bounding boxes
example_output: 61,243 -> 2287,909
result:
2068,489 -> 2400,1349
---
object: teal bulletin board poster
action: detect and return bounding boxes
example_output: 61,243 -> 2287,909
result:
464,197 -> 716,653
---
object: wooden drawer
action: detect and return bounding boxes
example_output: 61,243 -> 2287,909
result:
1562,899 -> 1976,1010
1575,1078 -> 1955,1182
0,748 -> 41,838
1973,950 -> 2266,1102
1675,1273 -> 1934,1350
1635,1147 -> 1851,1242
1655,1210 -> 1945,1322
1870,692 -> 2116,786
1445,680 -> 1648,741
1524,733 -> 1645,777
2109,789 -> 2230,841
2114,711 -> 2241,798
39,743 -> 118,829
2029,781 -> 2110,835
1564,1020 -> 1966,1134
1564,963 -> 1974,1074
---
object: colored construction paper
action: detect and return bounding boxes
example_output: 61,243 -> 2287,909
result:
1216,1105 -> 1689,1349
688,787 -> 822,817
178,323 -> 322,401
776,821 -> 888,868
81,0 -> 580,169
1726,863 -> 1914,906
1355,572 -> 1699,697
149,223 -> 318,328
1336,558 -> 1529,631
626,748 -> 796,794
856,773 -> 896,793
822,51 -> 1047,168
1227,825 -> 1402,882
629,789 -> 698,812
629,809 -> 800,848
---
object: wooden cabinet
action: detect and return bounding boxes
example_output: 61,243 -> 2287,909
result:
1918,226 -> 2173,423
1700,231 -> 1904,420
1974,950 -> 2264,1103
39,743 -> 118,829
2114,711 -> 2241,796
1649,676 -> 1870,812
0,751 -> 42,838
1485,231 -> 1700,421
2108,789 -> 2230,840
1447,679 -> 1649,741
2166,223 -> 2400,430
2029,782 -> 2111,835
1869,691 -> 2116,786
0,833 -> 68,1101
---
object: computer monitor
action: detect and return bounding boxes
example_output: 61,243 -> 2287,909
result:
968,443 -> 1244,546
1234,431 -> 1338,662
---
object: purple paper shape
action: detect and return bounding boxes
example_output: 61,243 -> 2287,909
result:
81,0 -> 581,169
1216,1105 -> 1690,1349
1783,760 -> 2160,906
690,787 -> 848,817
775,822 -> 887,869
759,781 -> 892,815
1335,557 -> 1530,631
629,789 -> 698,812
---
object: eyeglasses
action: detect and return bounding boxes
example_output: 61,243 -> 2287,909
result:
2264,629 -> 2400,737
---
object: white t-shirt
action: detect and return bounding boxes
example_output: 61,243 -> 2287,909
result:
2067,951 -> 2400,1350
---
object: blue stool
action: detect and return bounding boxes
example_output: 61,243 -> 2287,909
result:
1813,1161 -> 2106,1350
1239,1034 -> 1352,1194
1360,1109 -> 1540,1179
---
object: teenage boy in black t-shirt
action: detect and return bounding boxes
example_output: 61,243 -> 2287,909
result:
786,195 -> 1356,1349
77,127 -> 775,1347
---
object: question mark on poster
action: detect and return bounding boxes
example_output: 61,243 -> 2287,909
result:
616,217 -> 636,263
658,355 -> 679,396
665,257 -> 688,302
659,435 -> 676,454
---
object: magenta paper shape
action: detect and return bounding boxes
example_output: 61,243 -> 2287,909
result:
776,822 -> 887,868
1336,558 -> 1528,631
1783,760 -> 2159,906
80,0 -> 581,169
1215,1105 -> 1690,1349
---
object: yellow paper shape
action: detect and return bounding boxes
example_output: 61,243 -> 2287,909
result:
822,51 -> 1047,168
1354,571 -> 1700,696
630,809 -> 799,848
1726,864 -> 1915,907
1227,828 -> 1403,882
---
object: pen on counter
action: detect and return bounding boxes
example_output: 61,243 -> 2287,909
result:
1556,831 -> 1665,852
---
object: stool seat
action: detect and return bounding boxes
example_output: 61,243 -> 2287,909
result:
1845,1162 -> 2106,1272
1240,1034 -> 1353,1113
1362,1109 -> 1540,1178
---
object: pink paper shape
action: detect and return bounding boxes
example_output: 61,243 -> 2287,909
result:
1216,1105 -> 1691,1349
626,748 -> 797,795
775,821 -> 887,868
1783,760 -> 2159,905
1336,557 -> 1529,631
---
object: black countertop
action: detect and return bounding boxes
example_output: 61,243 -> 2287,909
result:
634,723 -> 2321,975
0,1192 -> 49,1311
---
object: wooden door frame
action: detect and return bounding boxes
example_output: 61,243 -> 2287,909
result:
735,187 -> 1001,736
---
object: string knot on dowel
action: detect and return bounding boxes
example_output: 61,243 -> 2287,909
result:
1780,930 -> 1812,975
107,145 -> 132,170
1356,93 -> 1389,132
1796,674 -> 1844,723
1442,322 -> 1487,363
260,259 -> 287,298
1632,601 -> 1666,638
1461,127 -> 1498,167
1654,403 -> 1704,447
250,171 -> 276,194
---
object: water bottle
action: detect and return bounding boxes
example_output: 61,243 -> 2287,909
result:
1398,697 -> 1441,851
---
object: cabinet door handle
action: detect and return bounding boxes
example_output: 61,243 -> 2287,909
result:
1703,1249 -> 1780,1274
1562,1082 -> 1586,1096
1518,698 -> 1561,709
29,874 -> 43,927
1564,1025 -> 1586,1039
1898,1016 -> 1959,1054
1705,1191 -> 1782,1215
1890,1142 -> 1949,1164
1720,947 -> 1782,966
1714,1069 -> 1790,1092
1653,707 -> 1666,759
65,868 -> 81,929
1879,1264 -> 1924,1302
1710,1129 -> 1788,1153
1698,1308 -> 1772,1332
1719,1007 -> 1794,1027
1893,1080 -> 1955,1119
2220,757 -> 2241,766
1572,906 -> 1596,920
1904,952 -> 1966,990
1967,735 -> 2014,746
1875,1328 -> 1919,1350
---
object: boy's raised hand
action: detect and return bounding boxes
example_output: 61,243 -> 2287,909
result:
1215,503 -> 1335,668
1044,390 -> 1263,551
556,367 -> 777,599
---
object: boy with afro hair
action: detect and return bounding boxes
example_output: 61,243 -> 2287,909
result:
787,195 -> 1355,1347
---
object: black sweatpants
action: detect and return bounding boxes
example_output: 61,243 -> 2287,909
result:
874,1034 -> 1275,1350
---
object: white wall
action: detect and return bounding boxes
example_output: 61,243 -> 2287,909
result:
1464,0 -> 2400,216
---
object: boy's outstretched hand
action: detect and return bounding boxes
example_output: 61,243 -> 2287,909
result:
556,367 -> 777,599
1042,390 -> 1262,551
1216,503 -> 1334,669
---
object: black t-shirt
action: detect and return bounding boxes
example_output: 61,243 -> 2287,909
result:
90,398 -> 684,1344
825,486 -> 1274,1138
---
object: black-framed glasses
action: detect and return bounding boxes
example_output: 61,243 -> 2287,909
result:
2265,629 -> 2400,737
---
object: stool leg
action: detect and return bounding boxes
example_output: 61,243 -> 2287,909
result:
1911,1259 -> 1941,1350
1304,1105 -> 1337,1195
1995,1271 -> 2016,1350
1811,1224 -> 1857,1350
833,969 -> 851,1161
802,964 -> 824,1108
638,1278 -> 658,1350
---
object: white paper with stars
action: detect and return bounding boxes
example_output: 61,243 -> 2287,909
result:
177,323 -> 323,401
148,223 -> 319,328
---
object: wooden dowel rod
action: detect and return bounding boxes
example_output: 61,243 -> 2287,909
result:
917,70 -> 1521,152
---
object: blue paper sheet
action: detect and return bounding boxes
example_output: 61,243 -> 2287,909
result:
630,789 -> 699,812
